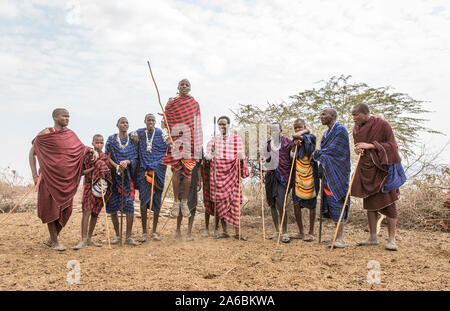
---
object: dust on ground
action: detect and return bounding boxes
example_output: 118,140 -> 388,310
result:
0,198 -> 449,291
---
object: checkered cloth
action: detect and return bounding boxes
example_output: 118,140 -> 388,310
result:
162,95 -> 203,166
202,133 -> 249,227
82,151 -> 112,215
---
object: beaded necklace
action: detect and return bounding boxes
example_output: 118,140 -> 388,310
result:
145,128 -> 156,152
116,134 -> 129,149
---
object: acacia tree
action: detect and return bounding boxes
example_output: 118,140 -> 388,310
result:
231,75 -> 443,179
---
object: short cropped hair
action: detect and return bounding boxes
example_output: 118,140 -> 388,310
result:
324,108 -> 338,120
117,117 -> 128,125
92,134 -> 103,142
218,116 -> 230,125
52,108 -> 68,118
294,118 -> 306,126
144,113 -> 155,120
353,103 -> 370,114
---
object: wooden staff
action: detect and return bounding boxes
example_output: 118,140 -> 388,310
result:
120,174 -> 124,246
276,145 -> 298,248
259,156 -> 266,241
147,171 -> 155,233
330,153 -> 362,250
0,181 -> 37,226
159,175 -> 179,233
318,175 -> 324,244
101,182 -> 111,249
213,116 -> 218,232
147,60 -> 173,145
238,158 -> 241,240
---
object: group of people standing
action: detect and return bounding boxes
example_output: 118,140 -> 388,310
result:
29,79 -> 405,252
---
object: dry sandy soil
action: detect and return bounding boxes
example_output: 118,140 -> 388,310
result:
0,192 -> 449,291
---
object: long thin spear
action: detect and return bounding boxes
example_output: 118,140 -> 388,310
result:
120,174 -> 124,246
238,158 -> 241,240
147,60 -> 173,145
330,153 -> 362,250
259,157 -> 266,242
147,171 -> 155,233
276,145 -> 298,249
318,175 -> 324,243
0,183 -> 36,226
213,116 -> 218,233
101,182 -> 111,249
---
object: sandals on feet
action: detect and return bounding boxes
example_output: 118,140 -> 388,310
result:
291,233 -> 304,240
125,238 -> 140,246
234,234 -> 248,241
385,241 -> 398,251
281,234 -> 290,243
357,239 -> 379,246
266,232 -> 279,240
87,240 -> 102,247
180,202 -> 191,217
170,201 -> 180,218
331,239 -> 348,248
150,233 -> 161,241
214,232 -> 230,239
303,234 -> 315,242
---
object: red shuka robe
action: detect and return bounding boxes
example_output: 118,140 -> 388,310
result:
33,127 -> 91,227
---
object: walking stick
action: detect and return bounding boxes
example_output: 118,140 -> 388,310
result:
101,182 -> 111,249
147,60 -> 173,145
276,145 -> 298,249
318,175 -> 324,244
213,116 -> 218,233
259,156 -> 266,241
238,158 -> 241,240
158,175 -> 179,233
0,178 -> 39,226
147,171 -> 155,233
120,174 -> 124,246
330,153 -> 362,250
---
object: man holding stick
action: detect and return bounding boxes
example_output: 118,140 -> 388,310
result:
202,116 -> 249,241
29,108 -> 97,251
312,108 -> 351,248
106,117 -> 139,246
351,103 -> 406,251
131,113 -> 167,242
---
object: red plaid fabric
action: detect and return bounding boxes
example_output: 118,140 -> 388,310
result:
82,152 -> 112,215
171,159 -> 197,178
203,133 -> 249,227
162,95 -> 203,166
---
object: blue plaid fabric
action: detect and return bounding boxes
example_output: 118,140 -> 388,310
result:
105,134 -> 138,215
313,123 -> 351,202
382,163 -> 407,193
135,128 -> 167,213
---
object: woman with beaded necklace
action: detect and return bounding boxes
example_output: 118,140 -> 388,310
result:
105,117 -> 139,246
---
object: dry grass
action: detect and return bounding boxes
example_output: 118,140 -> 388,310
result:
1,166 -> 449,233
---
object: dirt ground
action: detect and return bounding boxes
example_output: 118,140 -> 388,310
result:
1,194 -> 449,292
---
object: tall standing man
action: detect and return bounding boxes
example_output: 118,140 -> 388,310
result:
29,108 -> 97,251
162,79 -> 203,219
312,108 -> 351,248
132,113 -> 167,242
351,103 -> 406,251
106,117 -> 139,246
202,116 -> 250,240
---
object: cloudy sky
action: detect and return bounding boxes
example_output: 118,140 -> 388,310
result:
1,0 -> 449,181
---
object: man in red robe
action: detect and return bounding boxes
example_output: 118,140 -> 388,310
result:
162,79 -> 203,219
351,103 -> 406,251
29,108 -> 97,251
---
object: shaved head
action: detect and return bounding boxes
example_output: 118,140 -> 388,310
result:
352,103 -> 370,114
52,108 -> 69,118
323,108 -> 337,121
